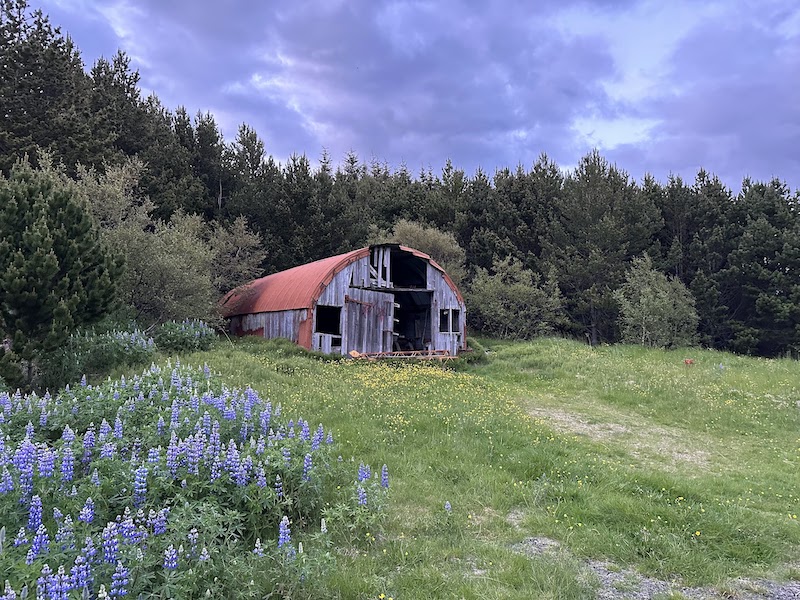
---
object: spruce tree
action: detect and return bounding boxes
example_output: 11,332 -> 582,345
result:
0,158 -> 119,387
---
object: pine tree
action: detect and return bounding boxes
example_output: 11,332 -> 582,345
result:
0,158 -> 119,387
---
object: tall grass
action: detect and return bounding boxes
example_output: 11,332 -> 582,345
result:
178,336 -> 800,598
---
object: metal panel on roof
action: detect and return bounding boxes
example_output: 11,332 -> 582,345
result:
220,244 -> 464,317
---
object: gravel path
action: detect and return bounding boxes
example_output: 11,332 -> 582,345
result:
513,537 -> 800,599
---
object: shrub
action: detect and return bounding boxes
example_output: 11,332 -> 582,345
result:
0,361 -> 389,598
155,320 -> 217,353
467,257 -> 564,339
614,254 -> 699,348
40,328 -> 157,390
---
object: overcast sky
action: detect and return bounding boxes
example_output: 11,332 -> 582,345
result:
41,0 -> 800,192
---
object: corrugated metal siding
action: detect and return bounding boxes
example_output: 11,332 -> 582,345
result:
428,264 -> 466,355
235,310 -> 308,345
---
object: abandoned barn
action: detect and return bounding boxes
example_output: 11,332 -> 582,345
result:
221,244 -> 467,356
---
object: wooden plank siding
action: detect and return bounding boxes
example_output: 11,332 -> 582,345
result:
225,245 -> 466,356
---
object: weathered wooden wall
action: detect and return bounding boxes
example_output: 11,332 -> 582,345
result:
427,264 -> 466,355
316,258 -> 394,355
230,309 -> 309,345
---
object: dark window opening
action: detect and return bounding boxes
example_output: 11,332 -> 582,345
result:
391,250 -> 427,288
439,309 -> 450,333
451,309 -> 460,332
315,305 -> 341,335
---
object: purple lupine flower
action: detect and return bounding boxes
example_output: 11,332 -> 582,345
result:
381,464 -> 389,489
157,415 -> 165,437
0,466 -> 13,493
444,501 -> 452,512
37,446 -> 55,478
166,432 -> 180,476
234,456 -> 250,487
132,466 -> 147,508
91,469 -> 101,486
80,375 -> 87,387
99,419 -> 111,440
170,369 -> 181,390
326,432 -> 334,445
223,439 -> 240,475
163,544 -> 178,570
277,516 -> 291,548
209,456 -> 221,482
109,561 -> 129,597
187,528 -> 198,556
50,565 -> 70,600
170,400 -> 180,430
147,447 -> 160,464
60,447 -> 74,482
302,454 -> 313,482
256,466 -> 267,488
27,494 -> 43,531
259,404 -> 271,435
13,527 -> 27,547
118,512 -> 139,546
61,425 -> 75,444
190,394 -> 199,413
55,515 -> 75,551
113,417 -> 123,440
100,442 -> 116,459
24,421 -> 34,438
27,524 -> 50,564
70,553 -> 92,591
311,425 -> 324,451
300,420 -> 310,441
357,486 -> 367,506
36,563 -> 52,598
357,463 -> 371,482
201,412 -> 211,436
150,508 -> 169,535
186,435 -> 201,475
198,546 -> 210,562
2,580 -> 17,599
102,522 -> 119,563
83,425 -> 96,450
281,447 -> 291,467
253,538 -> 264,556
255,436 -> 265,455
287,424 -> 295,439
275,474 -> 283,499
81,536 -> 97,564
13,437 -> 35,496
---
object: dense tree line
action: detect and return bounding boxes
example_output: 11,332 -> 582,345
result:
2,0 -> 799,365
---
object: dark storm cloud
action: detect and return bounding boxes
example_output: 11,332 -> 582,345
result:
605,6 -> 800,191
39,0 -> 800,190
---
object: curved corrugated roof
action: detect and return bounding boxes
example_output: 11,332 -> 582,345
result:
220,245 -> 463,317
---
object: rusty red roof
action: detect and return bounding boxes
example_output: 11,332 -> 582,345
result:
220,245 -> 463,317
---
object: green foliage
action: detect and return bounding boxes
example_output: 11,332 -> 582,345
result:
614,254 -> 699,348
155,319 -> 217,353
0,158 -> 119,389
0,360 -> 389,598
467,257 -> 563,339
371,218 -> 467,287
209,216 -> 266,296
40,325 -> 156,390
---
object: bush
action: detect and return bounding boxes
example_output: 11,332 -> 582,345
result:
155,320 -> 217,353
614,254 -> 699,348
467,257 -> 564,339
41,327 -> 157,390
0,361 -> 389,598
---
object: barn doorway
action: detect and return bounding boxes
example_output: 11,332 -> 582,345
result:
393,290 -> 432,351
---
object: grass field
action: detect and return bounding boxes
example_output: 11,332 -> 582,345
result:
183,336 -> 800,599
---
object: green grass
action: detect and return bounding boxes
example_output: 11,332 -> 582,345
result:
173,336 -> 800,598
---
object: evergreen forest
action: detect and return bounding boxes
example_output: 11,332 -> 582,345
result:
2,0 -> 799,372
